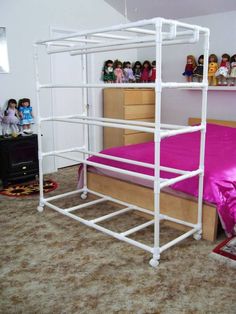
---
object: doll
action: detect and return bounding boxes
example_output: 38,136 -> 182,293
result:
141,60 -> 151,83
182,55 -> 197,82
113,59 -> 124,83
123,61 -> 135,82
2,99 -> 20,137
193,55 -> 204,82
18,98 -> 34,134
149,60 -> 156,82
229,54 -> 236,86
215,53 -> 230,86
132,61 -> 142,83
102,60 -> 115,83
208,54 -> 218,86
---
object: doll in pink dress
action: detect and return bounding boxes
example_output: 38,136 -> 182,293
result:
149,60 -> 156,82
113,60 -> 124,83
215,53 -> 230,86
123,61 -> 135,82
141,60 -> 151,83
2,99 -> 20,137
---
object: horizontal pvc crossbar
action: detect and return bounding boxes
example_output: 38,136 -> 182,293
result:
65,197 -> 108,213
162,214 -> 198,229
41,113 -> 188,131
160,228 -> 199,253
43,188 -> 83,202
86,189 -> 155,216
90,207 -> 132,224
161,125 -> 203,138
42,117 -> 156,134
160,169 -> 203,189
121,220 -> 155,237
48,35 -> 155,55
53,153 -> 156,182
36,17 -> 208,45
38,82 -> 207,89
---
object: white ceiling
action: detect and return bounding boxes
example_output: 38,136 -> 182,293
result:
105,0 -> 236,20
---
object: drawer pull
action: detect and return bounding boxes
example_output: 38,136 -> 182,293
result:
22,166 -> 27,170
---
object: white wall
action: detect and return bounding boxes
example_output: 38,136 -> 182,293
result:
0,0 -> 137,172
138,10 -> 236,125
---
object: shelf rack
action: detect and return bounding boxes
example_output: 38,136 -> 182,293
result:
34,17 -> 209,268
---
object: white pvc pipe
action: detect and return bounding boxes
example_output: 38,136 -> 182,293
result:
160,169 -> 202,189
91,207 -> 132,224
65,197 -> 108,213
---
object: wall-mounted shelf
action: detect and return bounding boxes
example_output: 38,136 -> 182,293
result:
182,86 -> 236,91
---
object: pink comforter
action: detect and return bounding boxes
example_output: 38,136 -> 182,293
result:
87,124 -> 236,236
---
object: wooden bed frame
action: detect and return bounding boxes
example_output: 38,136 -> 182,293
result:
87,118 -> 236,241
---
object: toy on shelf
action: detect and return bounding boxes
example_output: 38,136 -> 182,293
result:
1,99 -> 20,137
208,54 -> 218,86
18,98 -> 34,134
113,59 -> 124,83
141,60 -> 151,83
149,60 -> 156,82
215,53 -> 230,86
123,61 -> 135,82
102,60 -> 115,83
193,55 -> 204,82
132,61 -> 142,83
229,54 -> 236,86
182,55 -> 197,82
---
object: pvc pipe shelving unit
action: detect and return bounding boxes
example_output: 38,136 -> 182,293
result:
34,17 -> 209,268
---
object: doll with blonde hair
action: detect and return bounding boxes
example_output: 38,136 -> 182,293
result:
208,54 -> 218,86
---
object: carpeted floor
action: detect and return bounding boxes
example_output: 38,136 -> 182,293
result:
0,166 -> 235,314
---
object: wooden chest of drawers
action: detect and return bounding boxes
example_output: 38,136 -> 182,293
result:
103,88 -> 155,148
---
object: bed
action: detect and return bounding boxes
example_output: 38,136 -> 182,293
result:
83,118 -> 236,241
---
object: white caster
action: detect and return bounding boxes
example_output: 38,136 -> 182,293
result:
80,192 -> 88,200
193,232 -> 201,241
37,206 -> 44,212
149,258 -> 159,268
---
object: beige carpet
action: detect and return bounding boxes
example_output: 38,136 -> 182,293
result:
0,166 -> 235,314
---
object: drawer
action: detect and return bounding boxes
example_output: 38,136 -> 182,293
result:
124,118 -> 155,135
123,133 -> 154,145
124,89 -> 155,105
124,105 -> 155,120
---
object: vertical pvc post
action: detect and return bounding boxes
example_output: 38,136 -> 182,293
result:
81,42 -> 89,194
33,45 -> 44,207
150,18 -> 163,268
196,29 -> 210,237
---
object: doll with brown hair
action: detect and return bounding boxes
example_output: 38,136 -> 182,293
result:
215,53 -> 230,86
102,60 -> 115,83
2,99 -> 20,137
208,54 -> 218,86
229,54 -> 236,86
132,61 -> 142,82
141,60 -> 151,83
123,61 -> 135,82
113,59 -> 124,83
18,98 -> 34,134
149,60 -> 156,82
182,55 -> 197,82
193,55 -> 204,82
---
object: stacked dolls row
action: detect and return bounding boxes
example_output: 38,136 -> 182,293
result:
102,60 -> 156,83
0,98 -> 34,138
183,53 -> 236,86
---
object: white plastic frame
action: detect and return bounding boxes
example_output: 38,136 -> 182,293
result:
34,17 -> 209,268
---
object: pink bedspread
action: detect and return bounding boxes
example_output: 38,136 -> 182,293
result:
86,124 -> 236,236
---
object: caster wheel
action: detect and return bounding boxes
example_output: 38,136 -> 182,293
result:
37,206 -> 44,212
80,193 -> 88,200
193,233 -> 201,241
149,258 -> 159,268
